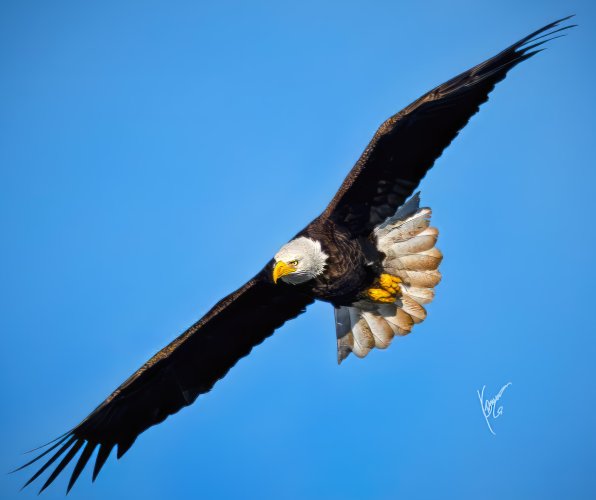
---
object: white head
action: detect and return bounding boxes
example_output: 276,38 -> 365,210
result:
273,237 -> 329,285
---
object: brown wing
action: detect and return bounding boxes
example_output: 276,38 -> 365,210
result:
322,16 -> 574,236
16,265 -> 313,493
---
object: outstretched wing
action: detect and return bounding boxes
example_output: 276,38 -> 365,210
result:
322,16 -> 575,236
15,266 -> 313,494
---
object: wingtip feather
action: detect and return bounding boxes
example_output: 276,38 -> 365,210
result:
92,443 -> 113,482
14,436 -> 74,475
66,441 -> 96,494
37,439 -> 83,494
20,436 -> 77,492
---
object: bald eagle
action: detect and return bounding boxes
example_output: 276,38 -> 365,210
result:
16,17 -> 573,493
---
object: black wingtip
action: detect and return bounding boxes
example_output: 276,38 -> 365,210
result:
19,436 -> 77,492
66,441 -> 96,494
37,439 -> 84,495
494,15 -> 575,59
116,438 -> 135,459
11,437 -> 70,475
92,443 -> 113,482
520,25 -> 576,51
15,436 -> 70,475
476,16 -> 576,84
553,14 -> 575,23
21,431 -> 71,456
517,16 -> 577,52
522,33 -> 570,54
16,436 -> 105,494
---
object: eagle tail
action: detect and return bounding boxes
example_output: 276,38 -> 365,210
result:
335,194 -> 442,363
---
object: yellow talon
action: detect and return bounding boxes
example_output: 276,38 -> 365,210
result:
379,273 -> 402,294
366,288 -> 396,303
365,274 -> 403,303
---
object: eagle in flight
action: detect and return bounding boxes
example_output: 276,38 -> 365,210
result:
16,16 -> 573,493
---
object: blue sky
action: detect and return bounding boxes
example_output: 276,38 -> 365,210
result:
1,1 -> 594,499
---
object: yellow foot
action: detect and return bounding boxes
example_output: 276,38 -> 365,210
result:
379,273 -> 402,294
366,288 -> 396,303
366,274 -> 402,303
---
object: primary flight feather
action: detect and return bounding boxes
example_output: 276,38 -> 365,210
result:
15,16 -> 574,493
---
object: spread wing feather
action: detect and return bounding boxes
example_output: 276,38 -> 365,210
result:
322,16 -> 575,235
16,266 -> 313,493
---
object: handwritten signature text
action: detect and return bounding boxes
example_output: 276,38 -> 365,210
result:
477,382 -> 512,435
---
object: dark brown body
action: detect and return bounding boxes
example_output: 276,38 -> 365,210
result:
301,217 -> 382,306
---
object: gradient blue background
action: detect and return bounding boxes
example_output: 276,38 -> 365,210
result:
1,1 -> 594,499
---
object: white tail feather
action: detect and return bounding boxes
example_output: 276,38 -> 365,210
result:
335,194 -> 442,363
350,308 -> 374,358
361,311 -> 394,349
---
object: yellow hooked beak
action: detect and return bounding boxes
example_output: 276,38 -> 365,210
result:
273,261 -> 297,284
